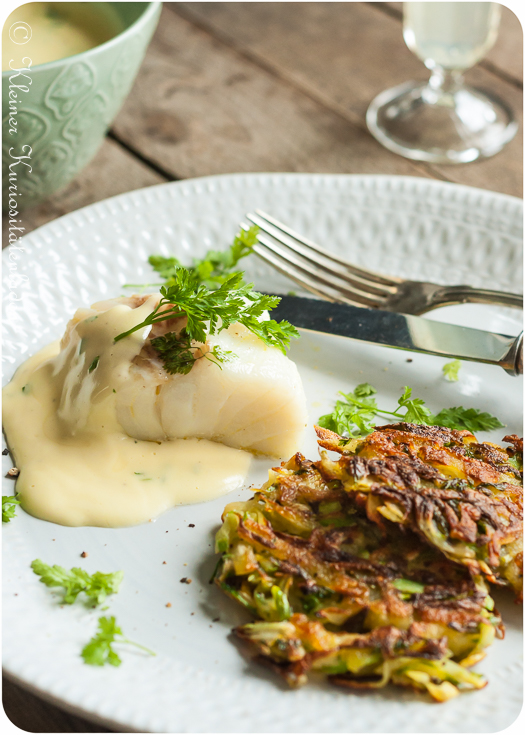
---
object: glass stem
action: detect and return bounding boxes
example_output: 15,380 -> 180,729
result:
424,66 -> 464,105
430,67 -> 464,92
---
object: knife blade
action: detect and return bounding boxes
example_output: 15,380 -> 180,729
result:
271,295 -> 523,376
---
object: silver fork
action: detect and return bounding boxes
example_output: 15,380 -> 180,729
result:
244,210 -> 523,315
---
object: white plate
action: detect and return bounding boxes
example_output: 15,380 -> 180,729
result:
2,174 -> 523,733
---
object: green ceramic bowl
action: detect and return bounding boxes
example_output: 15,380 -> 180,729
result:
2,2 -> 161,211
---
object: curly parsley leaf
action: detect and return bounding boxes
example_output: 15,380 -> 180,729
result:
81,615 -> 155,667
149,225 -> 259,290
397,386 -> 434,425
2,494 -> 20,523
432,407 -> 504,433
82,616 -> 123,667
31,559 -> 124,605
319,384 -> 504,437
443,360 -> 461,382
151,329 -> 201,376
318,383 -> 378,437
151,329 -> 234,375
353,383 -> 377,398
148,255 -> 181,281
115,269 -> 299,375
243,316 -> 300,355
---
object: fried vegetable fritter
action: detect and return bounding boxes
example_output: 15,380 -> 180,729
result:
214,450 -> 504,701
237,615 -> 485,701
316,423 -> 523,598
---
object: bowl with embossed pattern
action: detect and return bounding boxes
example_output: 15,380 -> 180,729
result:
2,2 -> 161,211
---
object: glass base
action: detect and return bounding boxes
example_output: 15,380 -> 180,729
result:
367,80 -> 518,164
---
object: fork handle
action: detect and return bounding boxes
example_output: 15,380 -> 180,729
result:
425,285 -> 523,312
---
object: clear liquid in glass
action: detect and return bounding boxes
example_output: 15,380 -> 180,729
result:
366,1 -> 516,163
403,2 -> 501,70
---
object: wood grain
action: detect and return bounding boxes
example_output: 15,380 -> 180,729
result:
2,138 -> 167,243
111,5 -> 436,181
2,677 -> 110,733
486,5 -> 523,84
172,1 -> 522,196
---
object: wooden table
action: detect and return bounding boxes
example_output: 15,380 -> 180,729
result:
2,3 -> 522,731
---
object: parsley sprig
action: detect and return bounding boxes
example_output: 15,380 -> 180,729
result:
2,494 -> 20,523
151,330 -> 234,376
318,383 -> 504,437
81,615 -> 155,667
31,559 -> 123,605
115,269 -> 299,375
145,225 -> 259,290
431,406 -> 504,432
443,359 -> 461,382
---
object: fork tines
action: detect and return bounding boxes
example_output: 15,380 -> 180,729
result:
244,210 -> 399,309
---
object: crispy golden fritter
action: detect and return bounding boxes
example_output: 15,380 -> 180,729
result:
214,451 -> 502,701
316,423 -> 523,597
237,614 -> 484,701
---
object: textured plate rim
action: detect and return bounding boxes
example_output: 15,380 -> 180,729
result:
13,172 -> 523,249
2,172 -> 523,733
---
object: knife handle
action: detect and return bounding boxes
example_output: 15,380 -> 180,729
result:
502,332 -> 523,376
516,335 -> 523,376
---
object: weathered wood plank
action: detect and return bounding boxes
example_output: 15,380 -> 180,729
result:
173,2 -> 522,196
2,677 -> 109,733
486,5 -> 523,84
2,138 -> 166,243
111,5 -> 436,183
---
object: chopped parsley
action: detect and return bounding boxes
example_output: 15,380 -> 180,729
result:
31,559 -> 123,605
115,269 -> 299,376
443,360 -> 461,382
2,494 -> 20,523
88,356 -> 100,373
81,615 -> 155,667
318,383 -> 504,437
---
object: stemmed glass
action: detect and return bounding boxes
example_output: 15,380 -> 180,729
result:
367,2 -> 517,164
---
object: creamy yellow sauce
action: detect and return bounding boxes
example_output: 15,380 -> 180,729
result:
2,2 -> 123,71
2,299 -> 252,527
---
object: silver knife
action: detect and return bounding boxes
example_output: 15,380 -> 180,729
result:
271,295 -> 523,376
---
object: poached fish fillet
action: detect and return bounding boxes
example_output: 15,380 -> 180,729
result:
214,452 -> 503,701
316,423 -> 523,597
61,295 -> 308,457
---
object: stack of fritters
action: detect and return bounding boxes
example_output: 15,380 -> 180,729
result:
214,423 -> 522,702
316,423 -> 523,598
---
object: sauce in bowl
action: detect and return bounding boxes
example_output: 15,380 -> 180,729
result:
2,2 -> 124,71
